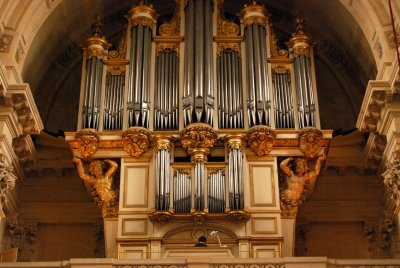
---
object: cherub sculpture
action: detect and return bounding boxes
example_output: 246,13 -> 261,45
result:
73,156 -> 118,202
280,155 -> 326,206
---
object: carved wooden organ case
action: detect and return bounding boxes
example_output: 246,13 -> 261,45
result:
66,0 -> 332,259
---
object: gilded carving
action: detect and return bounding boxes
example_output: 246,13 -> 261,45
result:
74,129 -> 99,159
279,155 -> 326,217
216,43 -> 241,56
270,33 -> 289,58
153,134 -> 174,151
131,17 -> 154,29
246,126 -> 277,156
298,127 -> 323,159
159,0 -> 181,36
156,43 -> 180,56
149,211 -> 173,224
192,211 -> 207,226
288,16 -> 312,57
227,210 -> 251,223
122,127 -> 150,158
243,16 -> 267,28
216,0 -> 240,37
73,156 -> 119,217
180,123 -> 218,161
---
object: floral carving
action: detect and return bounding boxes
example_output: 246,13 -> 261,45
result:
180,123 -> 218,158
246,125 -> 277,156
298,127 -> 323,159
75,129 -> 99,159
122,127 -> 150,158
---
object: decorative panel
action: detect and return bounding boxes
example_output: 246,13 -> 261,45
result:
121,218 -> 148,235
249,164 -> 276,207
251,217 -> 278,234
123,165 -> 149,208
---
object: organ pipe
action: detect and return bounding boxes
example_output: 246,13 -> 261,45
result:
207,169 -> 226,214
154,50 -> 179,130
173,169 -> 191,213
183,0 -> 214,126
80,16 -> 110,130
241,2 -> 271,127
272,68 -> 294,128
126,4 -> 156,128
154,135 -> 173,211
288,16 -> 318,128
103,72 -> 124,130
226,135 -> 244,210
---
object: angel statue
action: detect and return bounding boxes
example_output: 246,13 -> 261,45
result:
73,156 -> 118,202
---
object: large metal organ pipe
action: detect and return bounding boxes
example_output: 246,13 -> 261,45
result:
288,17 -> 318,128
272,69 -> 295,129
126,5 -> 156,128
154,136 -> 173,211
154,50 -> 179,130
79,17 -> 110,130
241,3 -> 271,127
183,0 -> 214,126
227,136 -> 244,210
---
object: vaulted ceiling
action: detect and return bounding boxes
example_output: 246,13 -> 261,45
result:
21,0 -> 377,134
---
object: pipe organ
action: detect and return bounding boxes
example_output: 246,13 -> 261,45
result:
67,0 -> 331,260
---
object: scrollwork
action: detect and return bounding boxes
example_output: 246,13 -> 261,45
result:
122,127 -> 150,158
246,126 -> 276,156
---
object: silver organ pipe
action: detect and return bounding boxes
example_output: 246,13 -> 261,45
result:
103,72 -> 124,130
294,55 -> 315,128
273,70 -> 294,128
154,50 -> 179,130
183,0 -> 214,126
173,170 -> 191,214
80,17 -> 110,130
155,148 -> 171,210
242,6 -> 271,127
217,50 -> 244,129
227,137 -> 244,210
126,6 -> 156,128
194,161 -> 205,211
288,16 -> 317,129
207,169 -> 225,214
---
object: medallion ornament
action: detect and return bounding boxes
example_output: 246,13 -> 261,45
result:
246,125 -> 277,156
298,127 -> 323,159
74,129 -> 99,159
122,127 -> 150,158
